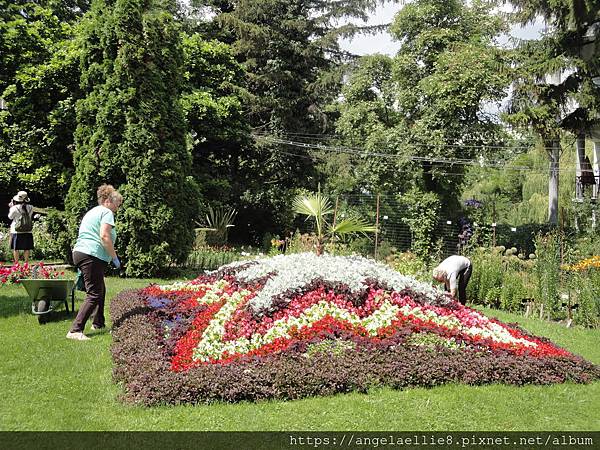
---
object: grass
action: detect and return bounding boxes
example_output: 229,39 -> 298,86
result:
0,276 -> 599,431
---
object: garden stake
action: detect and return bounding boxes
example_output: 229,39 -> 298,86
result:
374,194 -> 380,259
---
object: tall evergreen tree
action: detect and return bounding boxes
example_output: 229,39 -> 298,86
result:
504,0 -> 600,224
219,0 -> 386,133
193,0 -> 391,242
66,0 -> 199,276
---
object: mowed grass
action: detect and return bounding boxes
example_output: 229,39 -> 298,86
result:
0,277 -> 599,431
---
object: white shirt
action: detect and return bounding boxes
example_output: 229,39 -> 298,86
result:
8,204 -> 34,234
436,255 -> 471,291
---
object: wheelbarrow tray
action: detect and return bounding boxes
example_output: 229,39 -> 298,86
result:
19,279 -> 75,322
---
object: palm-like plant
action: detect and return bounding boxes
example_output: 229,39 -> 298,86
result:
195,205 -> 237,245
292,192 -> 376,255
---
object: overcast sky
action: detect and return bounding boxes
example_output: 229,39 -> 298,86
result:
339,1 -> 546,56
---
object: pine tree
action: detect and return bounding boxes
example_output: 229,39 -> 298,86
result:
66,0 -> 199,276
504,0 -> 600,224
198,0 -> 390,240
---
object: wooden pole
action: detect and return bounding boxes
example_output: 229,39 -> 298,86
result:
332,196 -> 339,230
492,198 -> 497,247
374,194 -> 380,259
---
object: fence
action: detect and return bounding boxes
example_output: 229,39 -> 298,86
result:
285,192 -> 552,261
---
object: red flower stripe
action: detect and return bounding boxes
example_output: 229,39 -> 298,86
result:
171,300 -> 225,372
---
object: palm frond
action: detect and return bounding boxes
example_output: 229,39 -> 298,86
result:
330,217 -> 377,236
292,193 -> 333,218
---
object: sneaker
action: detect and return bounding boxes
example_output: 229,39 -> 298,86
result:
66,331 -> 90,341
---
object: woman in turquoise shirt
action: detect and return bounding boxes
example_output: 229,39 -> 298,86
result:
67,184 -> 122,341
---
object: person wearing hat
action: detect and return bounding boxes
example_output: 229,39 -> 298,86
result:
432,255 -> 472,305
7,191 -> 34,265
66,184 -> 122,341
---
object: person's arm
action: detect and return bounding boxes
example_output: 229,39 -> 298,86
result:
7,205 -> 17,220
448,273 -> 458,298
100,223 -> 117,259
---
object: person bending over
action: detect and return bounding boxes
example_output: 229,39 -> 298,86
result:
432,255 -> 472,305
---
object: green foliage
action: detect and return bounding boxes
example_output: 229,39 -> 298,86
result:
206,1 -> 385,241
405,332 -> 464,351
0,2 -> 84,203
285,230 -> 318,254
65,0 -> 200,277
31,209 -> 73,261
304,338 -> 356,358
0,224 -> 10,261
195,205 -> 237,246
185,247 -> 246,271
502,0 -> 600,223
570,271 -> 600,328
499,270 -> 527,312
387,251 -> 427,281
398,188 -> 440,261
293,190 -> 376,255
467,245 -> 536,310
467,247 -> 505,308
386,0 -> 510,210
462,141 -> 580,229
534,232 -> 562,320
329,0 -> 510,215
219,0 -> 380,133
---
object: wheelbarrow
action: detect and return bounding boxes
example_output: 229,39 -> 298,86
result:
19,277 -> 78,324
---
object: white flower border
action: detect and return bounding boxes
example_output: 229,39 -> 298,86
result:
227,253 -> 445,314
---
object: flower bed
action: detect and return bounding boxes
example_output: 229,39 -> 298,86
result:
110,253 -> 600,405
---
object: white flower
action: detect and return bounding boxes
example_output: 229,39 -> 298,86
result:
227,253 -> 442,314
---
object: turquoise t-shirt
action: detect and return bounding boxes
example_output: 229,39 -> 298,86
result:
73,205 -> 117,262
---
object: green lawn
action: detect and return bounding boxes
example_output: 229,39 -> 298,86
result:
0,277 -> 599,431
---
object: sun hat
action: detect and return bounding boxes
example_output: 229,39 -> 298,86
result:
12,191 -> 30,203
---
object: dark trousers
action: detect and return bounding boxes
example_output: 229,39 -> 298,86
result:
457,263 -> 473,305
70,251 -> 107,332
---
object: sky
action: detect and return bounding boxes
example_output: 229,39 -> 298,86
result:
339,1 -> 546,56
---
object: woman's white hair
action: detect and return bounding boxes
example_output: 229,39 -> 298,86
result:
432,268 -> 445,279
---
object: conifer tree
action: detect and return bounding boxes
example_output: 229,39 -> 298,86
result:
66,0 -> 199,276
504,0 -> 600,224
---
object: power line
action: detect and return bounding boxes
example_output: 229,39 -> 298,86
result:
254,130 -> 560,152
256,134 -> 584,174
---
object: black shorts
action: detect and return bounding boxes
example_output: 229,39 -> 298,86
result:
10,233 -> 34,250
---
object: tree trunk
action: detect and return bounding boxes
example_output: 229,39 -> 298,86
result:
547,139 -> 560,225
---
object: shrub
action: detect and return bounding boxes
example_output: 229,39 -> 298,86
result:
398,188 -> 440,262
387,251 -> 427,280
467,247 -> 504,307
0,224 -> 10,262
467,247 -> 536,311
186,247 -> 247,271
286,231 -> 318,254
534,232 -> 562,320
31,209 -> 73,262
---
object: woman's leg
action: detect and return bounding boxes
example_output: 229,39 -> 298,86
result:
458,264 -> 473,305
12,250 -> 19,264
90,281 -> 106,328
23,250 -> 29,265
69,252 -> 107,333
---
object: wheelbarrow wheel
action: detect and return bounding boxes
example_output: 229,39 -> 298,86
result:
36,300 -> 49,324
